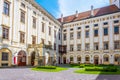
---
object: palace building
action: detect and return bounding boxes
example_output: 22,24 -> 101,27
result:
0,0 -> 120,67
58,0 -> 120,65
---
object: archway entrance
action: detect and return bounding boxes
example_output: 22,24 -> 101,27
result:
63,57 -> 66,64
31,52 -> 36,66
18,51 -> 26,66
94,55 -> 99,65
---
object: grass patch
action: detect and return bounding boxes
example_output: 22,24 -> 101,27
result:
32,66 -> 68,72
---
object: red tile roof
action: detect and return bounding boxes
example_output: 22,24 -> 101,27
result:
58,5 -> 120,23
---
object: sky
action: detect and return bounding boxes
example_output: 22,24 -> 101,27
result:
35,0 -> 110,18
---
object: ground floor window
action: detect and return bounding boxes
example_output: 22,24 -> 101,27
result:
2,52 -> 8,61
85,56 -> 89,61
2,63 -> 8,67
70,56 -> 73,62
77,57 -> 81,61
115,56 -> 119,62
104,56 -> 109,62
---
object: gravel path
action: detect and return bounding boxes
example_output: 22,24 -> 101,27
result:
0,68 -> 120,80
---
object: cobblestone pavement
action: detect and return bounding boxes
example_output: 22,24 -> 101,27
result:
0,68 -> 120,80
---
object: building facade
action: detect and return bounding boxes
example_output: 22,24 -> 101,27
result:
0,0 -> 120,67
59,0 -> 120,65
0,0 -> 61,67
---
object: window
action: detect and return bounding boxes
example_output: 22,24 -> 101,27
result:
20,32 -> 25,43
59,32 -> 61,40
54,43 -> 56,50
41,39 -> 44,44
49,27 -> 51,36
32,36 -> 36,44
3,1 -> 10,16
54,30 -> 56,38
2,27 -> 9,39
85,44 -> 90,51
63,34 -> 66,41
70,28 -> 73,31
114,20 -> 119,24
86,26 -> 89,28
42,22 -> 44,32
20,11 -> 25,23
77,44 -> 81,51
114,26 -> 119,34
115,56 -> 119,62
103,22 -> 108,25
33,17 -> 36,28
70,33 -> 73,40
70,45 -> 74,51
94,29 -> 98,37
114,41 -> 120,49
104,42 -> 109,50
70,56 -> 73,61
63,29 -> 66,32
77,57 -> 81,61
85,56 -> 89,61
78,27 -> 81,30
86,31 -> 89,38
104,56 -> 109,62
77,32 -> 81,39
21,3 -> 25,8
94,24 -> 98,27
33,11 -> 36,15
104,28 -> 108,36
2,52 -> 8,61
94,43 -> 99,50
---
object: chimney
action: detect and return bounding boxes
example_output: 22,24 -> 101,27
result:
61,14 -> 63,22
91,5 -> 94,17
75,10 -> 78,18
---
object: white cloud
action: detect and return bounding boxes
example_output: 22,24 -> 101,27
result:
58,0 -> 109,18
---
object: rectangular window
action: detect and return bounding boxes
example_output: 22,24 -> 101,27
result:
2,27 -> 9,39
104,28 -> 108,36
114,20 -> 119,24
59,32 -> 61,40
94,29 -> 98,37
49,27 -> 51,36
86,31 -> 89,38
85,43 -> 90,51
104,42 -> 109,50
3,1 -> 9,16
63,34 -> 66,41
2,52 -> 8,61
54,30 -> 56,38
77,44 -> 81,51
32,36 -> 36,44
42,22 -> 44,32
103,22 -> 108,25
86,26 -> 89,28
54,43 -> 56,50
77,32 -> 81,39
33,17 -> 36,28
70,33 -> 73,40
114,26 -> 119,34
94,24 -> 98,27
70,45 -> 74,51
70,28 -> 73,31
94,43 -> 99,50
114,41 -> 120,49
78,27 -> 81,30
20,32 -> 25,43
20,11 -> 25,23
41,39 -> 44,44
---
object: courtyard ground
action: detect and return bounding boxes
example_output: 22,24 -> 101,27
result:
0,67 -> 120,80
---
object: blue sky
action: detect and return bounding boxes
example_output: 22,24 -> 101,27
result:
35,0 -> 110,18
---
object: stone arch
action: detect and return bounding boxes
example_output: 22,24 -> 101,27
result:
94,55 -> 99,65
0,48 -> 12,67
17,50 -> 26,66
103,54 -> 109,65
85,55 -> 90,64
114,54 -> 120,65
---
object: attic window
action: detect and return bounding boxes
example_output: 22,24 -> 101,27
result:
86,26 -> 89,28
21,3 -> 25,8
